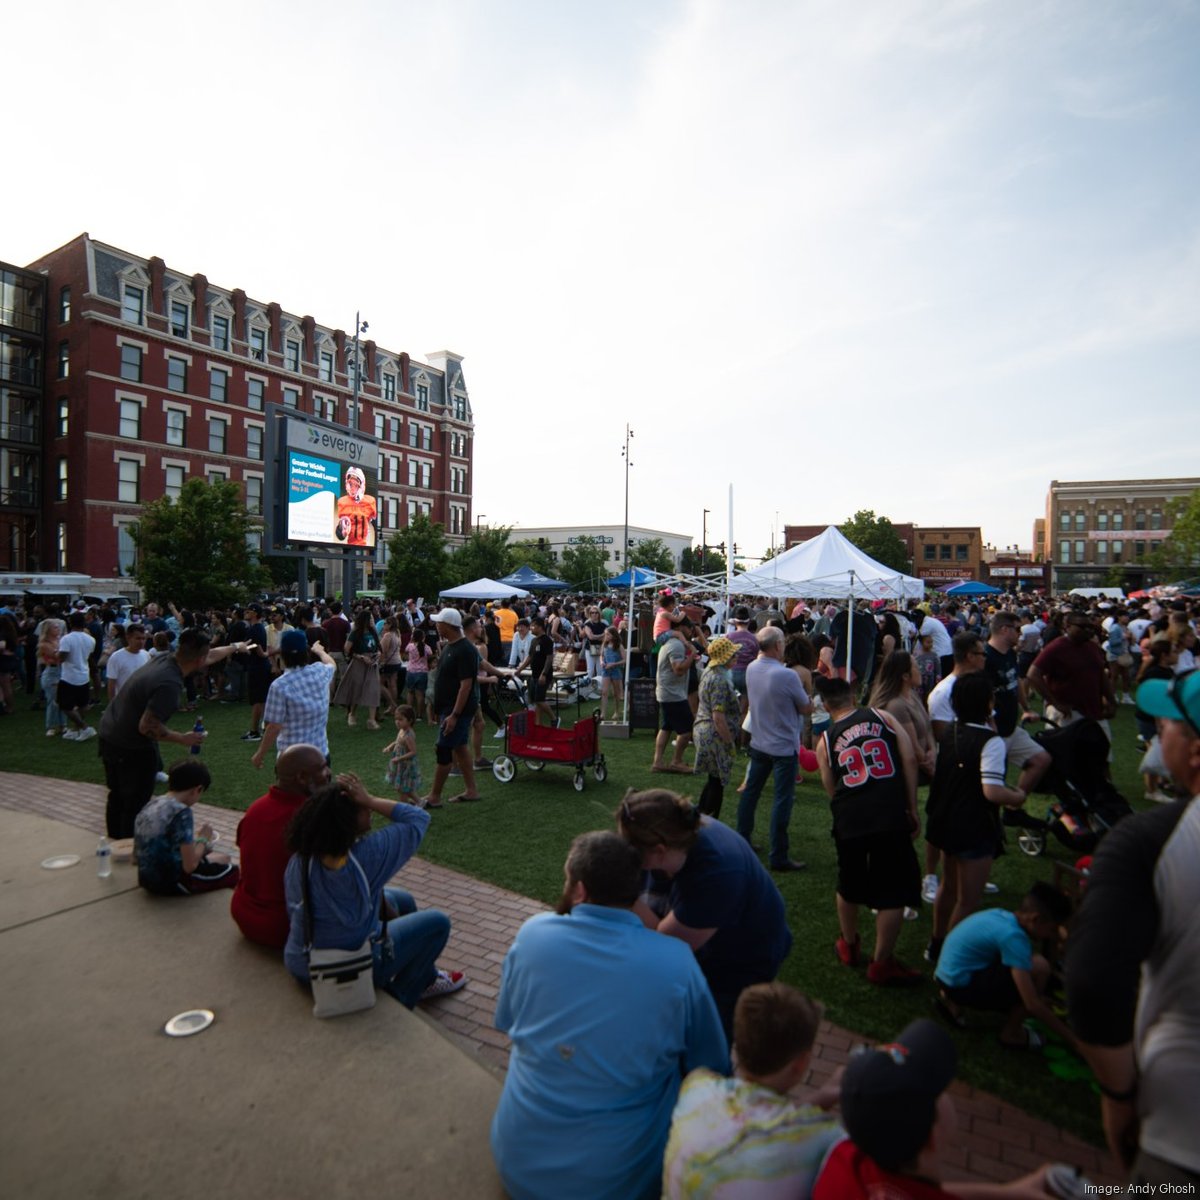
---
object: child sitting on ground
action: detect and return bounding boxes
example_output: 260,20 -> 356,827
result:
382,704 -> 424,807
134,759 -> 240,895
663,982 -> 842,1198
933,882 -> 1076,1050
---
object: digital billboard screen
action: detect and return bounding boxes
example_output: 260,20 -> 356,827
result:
270,412 -> 380,552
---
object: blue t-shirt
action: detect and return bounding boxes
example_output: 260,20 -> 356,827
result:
283,804 -> 431,980
668,818 -> 792,991
935,908 -> 1033,990
134,794 -> 192,894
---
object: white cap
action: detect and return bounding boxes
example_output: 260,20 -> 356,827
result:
432,607 -> 463,628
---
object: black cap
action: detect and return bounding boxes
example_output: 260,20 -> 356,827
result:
840,1019 -> 957,1170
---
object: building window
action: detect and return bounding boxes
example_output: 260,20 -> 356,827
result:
1135,540 -> 1147,559
453,396 -> 467,421
117,524 -> 136,575
117,458 -> 140,503
212,313 -> 230,351
208,417 -> 226,453
59,287 -> 70,323
1074,512 -> 1085,531
1135,510 -> 1146,530
1112,511 -> 1124,531
1074,540 -> 1086,562
374,412 -> 385,439
164,465 -> 184,500
247,378 -> 265,412
246,425 -> 263,460
56,398 -> 69,437
1150,509 -> 1163,530
119,399 -> 141,439
389,416 -> 400,442
1096,540 -> 1108,564
383,373 -> 396,402
1096,511 -> 1108,530
1151,539 -> 1162,552
416,382 -> 429,411
955,544 -> 968,561
209,367 -> 228,402
1059,540 -> 1070,564
282,386 -> 299,410
56,522 -> 67,569
319,351 -> 333,382
170,300 -> 190,339
57,341 -> 69,379
285,339 -> 300,372
407,424 -> 418,448
923,544 -> 936,561
167,357 -> 187,393
122,285 -> 144,326
1112,540 -> 1123,563
939,544 -> 952,560
1058,512 -> 1070,530
315,395 -> 336,422
165,409 -> 186,447
450,507 -> 463,535
206,467 -> 228,486
245,476 -> 262,514
386,496 -> 398,528
119,344 -> 142,382
249,327 -> 266,362
56,457 -> 68,500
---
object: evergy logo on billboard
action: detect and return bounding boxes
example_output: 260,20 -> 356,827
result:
286,419 -> 376,468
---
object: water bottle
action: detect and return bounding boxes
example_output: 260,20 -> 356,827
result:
191,716 -> 205,755
96,836 -> 112,878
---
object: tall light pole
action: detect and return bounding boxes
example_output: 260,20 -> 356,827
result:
343,312 -> 368,604
701,507 -> 710,572
620,424 -> 634,726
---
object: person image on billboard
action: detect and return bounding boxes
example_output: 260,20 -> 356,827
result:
334,466 -> 377,547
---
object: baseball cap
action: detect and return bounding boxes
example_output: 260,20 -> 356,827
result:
840,1019 -> 957,1171
1136,670 -> 1200,736
280,629 -> 309,656
432,607 -> 463,628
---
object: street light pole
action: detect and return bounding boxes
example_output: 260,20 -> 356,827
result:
701,507 -> 709,572
343,311 -> 368,605
621,424 -> 634,726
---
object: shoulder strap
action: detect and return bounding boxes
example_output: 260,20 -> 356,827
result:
300,856 -> 315,950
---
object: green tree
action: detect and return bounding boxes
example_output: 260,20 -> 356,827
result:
508,539 -> 557,578
629,537 -> 675,575
448,525 -> 513,584
560,535 -> 609,590
761,545 -> 778,563
130,478 -> 269,610
1151,490 -> 1200,578
838,510 -> 910,572
681,545 -> 728,575
383,515 -> 450,603
262,554 -> 323,591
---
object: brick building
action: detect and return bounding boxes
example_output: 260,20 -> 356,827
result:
912,526 -> 984,583
10,234 -> 474,596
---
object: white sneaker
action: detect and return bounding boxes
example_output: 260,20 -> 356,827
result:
1123,693 -> 1134,705
983,881 -> 999,895
419,969 -> 467,1001
921,874 -> 939,904
46,728 -> 59,737
62,729 -> 80,742
493,727 -> 506,738
903,906 -> 919,921
75,727 -> 97,741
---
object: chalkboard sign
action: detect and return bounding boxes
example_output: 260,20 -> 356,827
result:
628,678 -> 659,731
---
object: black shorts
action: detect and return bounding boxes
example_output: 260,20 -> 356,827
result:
940,958 -> 1019,1013
56,680 -> 91,711
659,699 -> 694,736
529,678 -> 549,703
247,670 -> 271,704
834,828 -> 921,910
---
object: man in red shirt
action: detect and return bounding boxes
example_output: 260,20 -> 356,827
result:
230,743 -> 330,949
1028,611 -> 1115,728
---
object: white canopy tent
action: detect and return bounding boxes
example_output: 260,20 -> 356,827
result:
438,577 -> 531,601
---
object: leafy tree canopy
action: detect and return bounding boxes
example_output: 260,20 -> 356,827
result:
560,535 -> 609,591
383,515 -> 450,603
508,539 -> 558,578
838,510 -> 910,573
1152,489 -> 1200,577
130,478 -> 269,610
448,525 -> 513,585
628,537 -> 675,575
680,545 -> 728,576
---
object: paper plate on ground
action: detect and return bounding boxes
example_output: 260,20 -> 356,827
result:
164,1009 -> 215,1037
41,854 -> 81,870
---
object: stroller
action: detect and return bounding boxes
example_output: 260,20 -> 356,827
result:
1003,717 -> 1133,857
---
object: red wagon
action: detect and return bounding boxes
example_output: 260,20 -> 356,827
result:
492,710 -> 608,792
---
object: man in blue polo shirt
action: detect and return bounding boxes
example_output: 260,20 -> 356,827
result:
491,831 -> 728,1200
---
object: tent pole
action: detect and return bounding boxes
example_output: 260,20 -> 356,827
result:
846,570 -> 855,700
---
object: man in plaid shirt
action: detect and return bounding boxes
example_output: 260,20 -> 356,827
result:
251,631 -> 337,767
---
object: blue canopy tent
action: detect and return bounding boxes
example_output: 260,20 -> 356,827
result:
938,580 -> 1002,597
497,564 -> 570,591
605,566 -> 663,588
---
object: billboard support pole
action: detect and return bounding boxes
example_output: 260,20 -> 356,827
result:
343,311 -> 368,605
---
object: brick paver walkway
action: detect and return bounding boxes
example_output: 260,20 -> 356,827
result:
0,771 -> 1121,1187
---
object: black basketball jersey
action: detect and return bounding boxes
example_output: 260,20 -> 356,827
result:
823,707 -> 908,838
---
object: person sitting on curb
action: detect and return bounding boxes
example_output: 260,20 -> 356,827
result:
663,982 -> 842,1198
813,1017 -> 1091,1199
933,883 -> 1077,1052
134,759 -> 239,896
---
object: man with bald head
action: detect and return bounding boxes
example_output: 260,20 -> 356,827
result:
231,744 -> 331,949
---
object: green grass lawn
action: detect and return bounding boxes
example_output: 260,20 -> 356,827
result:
8,684 -> 1157,1144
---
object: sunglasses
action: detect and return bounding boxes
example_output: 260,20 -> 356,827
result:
1167,672 -> 1200,738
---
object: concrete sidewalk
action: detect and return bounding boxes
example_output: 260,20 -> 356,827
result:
0,772 -> 1122,1190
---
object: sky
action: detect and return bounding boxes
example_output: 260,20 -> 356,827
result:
6,0 -> 1198,562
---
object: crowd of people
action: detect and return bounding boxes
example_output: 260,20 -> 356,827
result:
2,582 -> 1198,1195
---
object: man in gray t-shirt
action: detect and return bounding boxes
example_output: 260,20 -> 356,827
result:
736,626 -> 812,872
652,632 -> 696,773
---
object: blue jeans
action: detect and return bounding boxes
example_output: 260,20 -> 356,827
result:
41,665 -> 65,731
374,887 -> 451,1008
736,747 -> 798,866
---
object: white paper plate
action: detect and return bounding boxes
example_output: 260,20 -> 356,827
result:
41,854 -> 81,870
164,1009 -> 215,1037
